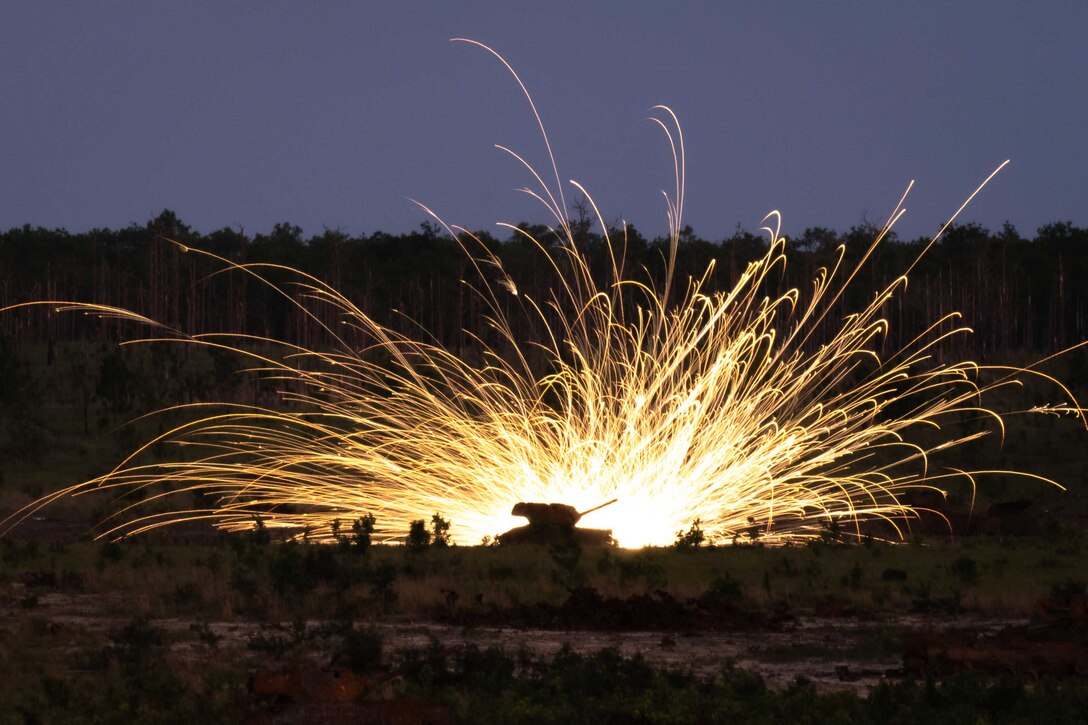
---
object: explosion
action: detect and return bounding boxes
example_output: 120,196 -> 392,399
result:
3,42 -> 1084,547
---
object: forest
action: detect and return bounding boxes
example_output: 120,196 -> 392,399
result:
2,209 -> 1087,362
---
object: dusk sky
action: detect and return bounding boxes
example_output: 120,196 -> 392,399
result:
2,3 -> 1085,243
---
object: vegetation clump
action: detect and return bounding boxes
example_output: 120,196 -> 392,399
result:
430,513 -> 452,548
674,519 -> 705,549
407,519 -> 431,550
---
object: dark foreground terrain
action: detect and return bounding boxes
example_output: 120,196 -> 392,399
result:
2,520 -> 1087,724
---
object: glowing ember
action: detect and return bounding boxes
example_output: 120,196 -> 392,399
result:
3,42 -> 1084,547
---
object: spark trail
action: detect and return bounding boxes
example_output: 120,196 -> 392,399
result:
3,42 -> 1084,546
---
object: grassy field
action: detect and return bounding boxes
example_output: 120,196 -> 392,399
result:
4,529 -> 1083,618
2,535 -> 1085,622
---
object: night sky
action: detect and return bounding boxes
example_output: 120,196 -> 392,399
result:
2,3 -> 1085,243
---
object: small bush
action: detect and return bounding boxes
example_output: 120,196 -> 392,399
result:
369,561 -> 399,610
705,574 -> 745,601
109,617 -> 164,667
842,562 -> 864,589
250,515 -> 270,545
97,540 -> 125,568
337,626 -> 383,672
1050,579 -> 1086,602
353,513 -> 376,550
674,519 -> 705,549
430,513 -> 451,547
818,517 -> 842,544
950,556 -> 979,585
406,519 -> 431,550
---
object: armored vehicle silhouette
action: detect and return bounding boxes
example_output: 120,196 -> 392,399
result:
498,498 -> 617,546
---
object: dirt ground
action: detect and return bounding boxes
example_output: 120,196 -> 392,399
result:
4,581 -> 1038,695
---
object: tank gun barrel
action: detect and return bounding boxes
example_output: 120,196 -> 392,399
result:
578,498 -> 618,518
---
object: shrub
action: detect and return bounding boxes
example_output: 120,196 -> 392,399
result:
430,513 -> 451,547
843,562 -> 864,589
950,556 -> 979,584
406,519 -> 431,550
250,515 -> 270,545
369,561 -> 399,610
353,513 -> 376,550
109,617 -> 164,667
705,574 -> 745,602
338,626 -> 383,672
674,519 -> 705,549
817,517 -> 842,544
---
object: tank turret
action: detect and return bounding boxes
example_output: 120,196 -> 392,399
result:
510,502 -> 581,527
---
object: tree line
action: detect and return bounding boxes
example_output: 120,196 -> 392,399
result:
1,210 -> 1086,362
